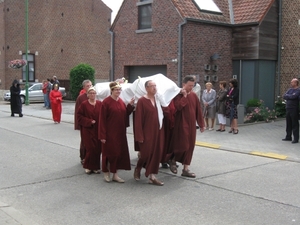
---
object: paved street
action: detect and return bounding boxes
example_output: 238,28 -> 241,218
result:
1,101 -> 300,225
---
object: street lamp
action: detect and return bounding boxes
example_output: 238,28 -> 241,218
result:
25,0 -> 29,105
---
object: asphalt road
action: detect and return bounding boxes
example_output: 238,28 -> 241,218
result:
1,102 -> 300,225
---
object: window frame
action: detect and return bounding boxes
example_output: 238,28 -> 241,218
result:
136,0 -> 153,33
22,54 -> 35,82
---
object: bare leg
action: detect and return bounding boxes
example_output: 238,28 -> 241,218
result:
205,118 -> 209,128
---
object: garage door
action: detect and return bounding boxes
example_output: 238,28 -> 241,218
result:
128,65 -> 167,83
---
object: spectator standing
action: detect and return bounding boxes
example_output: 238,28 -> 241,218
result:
226,79 -> 239,134
50,84 -> 62,123
99,82 -> 134,183
216,81 -> 227,132
52,76 -> 60,89
45,78 -> 52,109
192,75 -> 201,100
10,80 -> 23,117
282,78 -> 300,143
77,86 -> 102,174
74,80 -> 92,164
42,80 -> 48,108
202,82 -> 216,130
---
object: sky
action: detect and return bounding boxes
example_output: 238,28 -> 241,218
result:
101,0 -> 221,24
101,0 -> 124,24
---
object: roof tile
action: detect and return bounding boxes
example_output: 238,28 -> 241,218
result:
171,0 -> 275,25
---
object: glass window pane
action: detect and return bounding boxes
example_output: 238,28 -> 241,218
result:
138,4 -> 152,29
21,54 -> 35,82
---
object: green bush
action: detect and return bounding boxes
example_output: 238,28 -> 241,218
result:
245,100 -> 277,123
246,98 -> 261,107
274,96 -> 286,118
70,63 -> 95,100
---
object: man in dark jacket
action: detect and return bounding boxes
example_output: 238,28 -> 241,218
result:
282,78 -> 300,143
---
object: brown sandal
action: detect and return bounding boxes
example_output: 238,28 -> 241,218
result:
134,167 -> 141,181
168,160 -> 177,174
149,178 -> 164,186
181,169 -> 196,178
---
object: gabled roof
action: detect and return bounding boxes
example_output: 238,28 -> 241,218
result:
171,0 -> 275,25
232,0 -> 275,24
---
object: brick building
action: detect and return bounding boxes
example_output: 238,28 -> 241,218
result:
0,0 -> 111,95
111,0 -> 281,108
280,0 -> 300,94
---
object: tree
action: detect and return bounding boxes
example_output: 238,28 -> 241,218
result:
70,63 -> 95,100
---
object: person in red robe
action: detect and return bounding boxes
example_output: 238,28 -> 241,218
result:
134,80 -> 165,186
74,80 -> 92,164
77,86 -> 102,174
168,75 -> 205,178
161,99 -> 176,165
79,88 -> 86,95
99,81 -> 134,183
49,84 -> 62,123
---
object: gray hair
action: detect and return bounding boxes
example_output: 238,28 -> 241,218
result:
82,80 -> 92,87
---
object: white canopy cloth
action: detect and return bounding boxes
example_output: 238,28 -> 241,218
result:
94,73 -> 181,128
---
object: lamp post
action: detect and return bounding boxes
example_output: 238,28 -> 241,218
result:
25,0 -> 29,105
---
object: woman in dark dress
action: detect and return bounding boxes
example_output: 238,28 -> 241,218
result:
226,79 -> 239,134
10,80 -> 23,117
77,86 -> 102,174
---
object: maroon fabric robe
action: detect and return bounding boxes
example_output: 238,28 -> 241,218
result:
99,96 -> 134,173
74,93 -> 88,130
74,93 -> 88,160
77,100 -> 102,170
172,92 -> 205,165
162,99 -> 176,163
134,97 -> 164,177
49,90 -> 62,123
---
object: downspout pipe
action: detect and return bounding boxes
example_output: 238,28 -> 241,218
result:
178,18 -> 187,87
109,30 -> 114,81
276,0 -> 282,97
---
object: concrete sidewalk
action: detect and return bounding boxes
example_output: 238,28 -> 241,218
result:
1,100 -> 299,163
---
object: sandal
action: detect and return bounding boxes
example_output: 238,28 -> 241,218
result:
134,167 -> 141,181
168,160 -> 178,174
181,169 -> 196,178
148,178 -> 164,186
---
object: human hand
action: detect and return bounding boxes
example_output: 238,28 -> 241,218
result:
129,97 -> 135,105
181,88 -> 187,97
101,139 -> 106,143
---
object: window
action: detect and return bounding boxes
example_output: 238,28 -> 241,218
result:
193,0 -> 222,14
137,0 -> 152,30
22,54 -> 35,82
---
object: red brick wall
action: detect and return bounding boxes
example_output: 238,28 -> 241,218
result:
182,22 -> 232,89
112,0 -> 183,82
280,0 -> 300,94
0,1 -> 5,90
112,0 -> 233,88
2,0 -> 111,89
